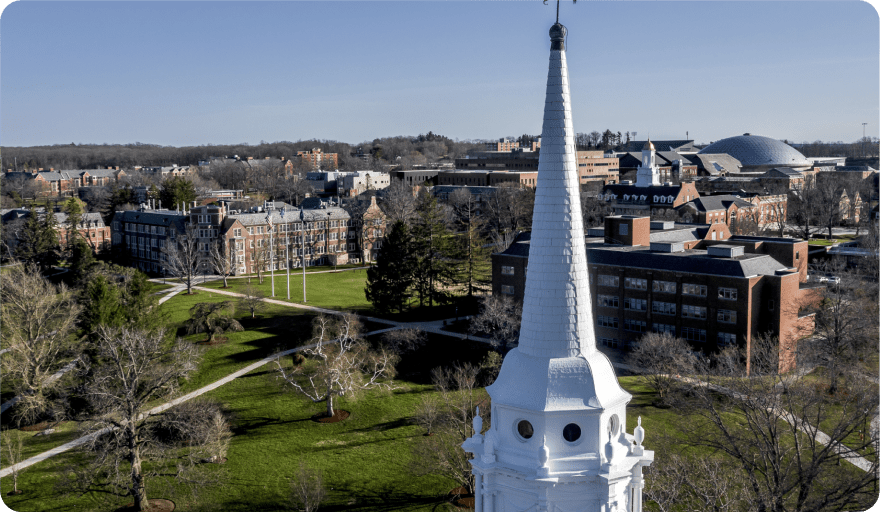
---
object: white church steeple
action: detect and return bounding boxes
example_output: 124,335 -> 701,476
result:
635,139 -> 660,187
463,18 -> 653,513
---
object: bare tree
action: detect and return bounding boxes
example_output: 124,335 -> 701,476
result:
238,282 -> 266,318
289,461 -> 326,512
0,264 -> 82,425
625,331 -> 697,406
381,179 -> 418,225
644,453 -> 753,512
274,313 -> 398,418
210,239 -> 235,287
670,354 -> 879,511
161,221 -> 202,294
381,327 -> 426,354
75,326 -> 223,512
410,363 -> 488,494
413,394 -> 442,436
2,428 -> 25,495
483,184 -> 533,250
469,295 -> 521,349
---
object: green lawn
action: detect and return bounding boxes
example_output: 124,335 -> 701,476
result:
199,269 -> 373,313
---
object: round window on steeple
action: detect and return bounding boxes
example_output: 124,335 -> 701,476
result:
516,420 -> 534,440
562,423 -> 581,443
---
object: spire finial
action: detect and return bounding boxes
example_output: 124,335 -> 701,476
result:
544,0 -> 576,24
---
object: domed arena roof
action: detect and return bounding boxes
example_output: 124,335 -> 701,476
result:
698,133 -> 811,169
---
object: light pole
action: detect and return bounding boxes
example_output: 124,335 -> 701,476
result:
327,211 -> 332,271
281,207 -> 290,300
266,212 -> 275,297
863,123 -> 868,157
300,206 -> 307,303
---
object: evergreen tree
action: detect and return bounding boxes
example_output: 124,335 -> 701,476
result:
15,207 -> 59,271
452,218 -> 491,298
82,274 -> 125,334
70,238 -> 98,283
159,177 -> 197,209
120,271 -> 165,333
62,197 -> 85,252
365,221 -> 415,314
411,191 -> 455,307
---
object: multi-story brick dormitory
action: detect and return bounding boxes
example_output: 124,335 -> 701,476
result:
492,216 -> 821,374
1,208 -> 111,253
4,168 -> 127,197
112,198 -> 386,275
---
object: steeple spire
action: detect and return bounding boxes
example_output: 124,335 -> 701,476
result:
515,21 -> 593,359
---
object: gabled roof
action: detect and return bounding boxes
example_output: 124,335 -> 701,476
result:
681,195 -> 754,212
655,151 -> 693,166
688,154 -> 743,175
85,169 -> 119,178
228,207 -> 350,226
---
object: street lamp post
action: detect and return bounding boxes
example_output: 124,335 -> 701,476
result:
266,212 -> 275,297
300,206 -> 307,303
863,123 -> 868,157
327,211 -> 333,271
281,207 -> 290,300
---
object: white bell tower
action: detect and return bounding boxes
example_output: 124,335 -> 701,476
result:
635,139 -> 660,187
463,20 -> 653,513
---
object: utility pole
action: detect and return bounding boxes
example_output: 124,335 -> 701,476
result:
862,123 -> 868,157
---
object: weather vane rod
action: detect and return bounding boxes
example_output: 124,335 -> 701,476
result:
544,0 -> 576,24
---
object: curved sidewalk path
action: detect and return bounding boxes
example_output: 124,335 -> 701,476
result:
0,327 -> 389,479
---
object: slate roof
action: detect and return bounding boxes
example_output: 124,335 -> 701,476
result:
622,140 -> 696,152
113,210 -> 189,232
655,151 -> 693,166
85,169 -> 119,178
689,154 -> 743,175
228,206 -> 349,226
649,225 -> 710,243
53,212 -> 106,227
681,195 -> 754,212
601,184 -> 683,203
764,167 -> 803,177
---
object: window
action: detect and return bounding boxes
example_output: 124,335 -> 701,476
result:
682,327 -> 706,342
624,298 -> 647,311
501,285 -> 514,295
619,224 -> 628,236
599,337 -> 620,349
718,309 -> 737,324
501,266 -> 515,275
681,305 -> 707,319
682,283 -> 707,297
652,280 -> 676,294
718,287 -> 738,301
651,301 -> 676,316
718,332 -> 737,346
597,316 -> 618,328
348,243 -> 355,251
598,275 -> 619,287
624,318 -> 647,333
624,277 -> 647,290
234,228 -> 242,237
598,295 -> 619,308
652,323 -> 676,335
247,227 -> 253,235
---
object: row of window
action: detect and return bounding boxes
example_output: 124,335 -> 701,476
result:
125,223 -> 167,235
596,274 -> 738,300
598,295 -> 737,324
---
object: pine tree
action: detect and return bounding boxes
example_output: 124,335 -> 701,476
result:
411,191 -> 455,307
15,208 -> 59,271
82,274 -> 125,334
452,218 -> 491,298
365,221 -> 415,314
159,177 -> 197,209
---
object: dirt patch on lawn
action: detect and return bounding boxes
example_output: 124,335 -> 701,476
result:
312,410 -> 350,423
449,486 -> 474,509
199,336 -> 229,346
117,499 -> 175,512
19,420 -> 66,432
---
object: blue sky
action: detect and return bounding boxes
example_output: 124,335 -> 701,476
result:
1,1 -> 877,147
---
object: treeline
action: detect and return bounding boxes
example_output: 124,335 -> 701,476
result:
1,133 -> 487,172
791,137 -> 879,159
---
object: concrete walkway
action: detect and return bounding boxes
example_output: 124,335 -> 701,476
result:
0,328 -> 387,479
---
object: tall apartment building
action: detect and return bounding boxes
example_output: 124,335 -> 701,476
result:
492,216 -> 820,373
576,150 -> 620,185
295,148 -> 338,170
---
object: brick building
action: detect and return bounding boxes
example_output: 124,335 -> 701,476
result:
390,170 -> 440,186
295,148 -> 338,170
438,170 -> 537,188
600,181 -> 701,217
492,216 -> 820,373
111,198 -> 386,275
455,149 -> 540,171
4,168 -> 126,197
1,208 -> 111,253
576,150 -> 620,185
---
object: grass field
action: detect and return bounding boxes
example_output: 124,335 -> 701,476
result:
199,269 -> 374,313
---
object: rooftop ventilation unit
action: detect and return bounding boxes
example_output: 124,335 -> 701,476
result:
708,245 -> 745,258
650,241 -> 684,253
650,221 -> 675,230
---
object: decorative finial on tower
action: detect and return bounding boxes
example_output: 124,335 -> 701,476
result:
543,0 -> 576,26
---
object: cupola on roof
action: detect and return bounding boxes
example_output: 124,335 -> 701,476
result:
698,134 -> 810,169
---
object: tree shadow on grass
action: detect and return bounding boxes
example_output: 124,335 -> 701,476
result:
326,480 -> 451,512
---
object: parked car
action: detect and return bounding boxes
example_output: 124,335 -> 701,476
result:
818,275 -> 840,285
